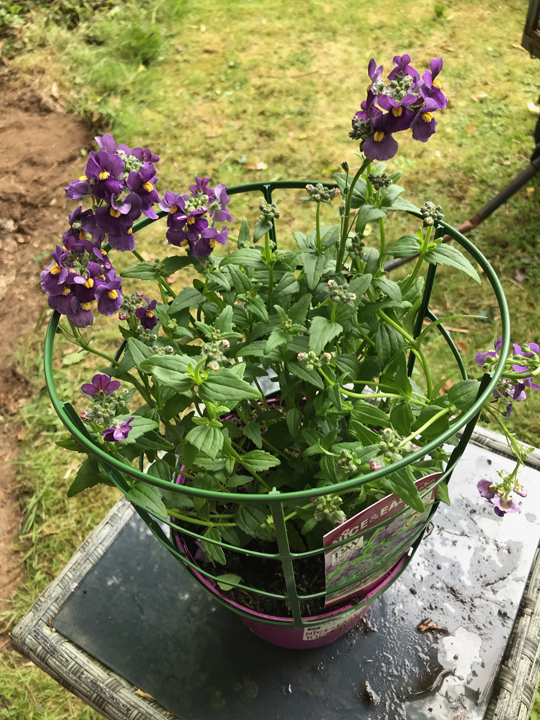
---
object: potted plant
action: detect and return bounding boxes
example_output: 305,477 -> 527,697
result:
42,54 -> 539,649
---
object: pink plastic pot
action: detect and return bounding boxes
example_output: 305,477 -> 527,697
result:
172,529 -> 407,649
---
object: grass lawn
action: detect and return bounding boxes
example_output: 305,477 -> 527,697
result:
2,0 -> 539,716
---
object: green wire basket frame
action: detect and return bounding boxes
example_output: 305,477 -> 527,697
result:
44,180 -> 511,629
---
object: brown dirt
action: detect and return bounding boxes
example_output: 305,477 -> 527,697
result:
0,68 -> 93,616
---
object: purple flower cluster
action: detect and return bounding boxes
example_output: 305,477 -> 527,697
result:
350,55 -> 448,161
159,177 -> 232,257
65,134 -> 161,252
477,480 -> 522,517
475,337 -> 540,419
40,210 -> 123,328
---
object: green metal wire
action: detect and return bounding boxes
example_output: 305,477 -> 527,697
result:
44,181 -> 511,626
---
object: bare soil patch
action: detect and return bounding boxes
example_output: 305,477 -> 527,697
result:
0,69 -> 93,613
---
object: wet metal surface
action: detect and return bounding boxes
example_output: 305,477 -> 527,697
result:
54,442 -> 540,720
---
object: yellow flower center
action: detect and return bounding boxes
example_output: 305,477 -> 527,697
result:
432,79 -> 441,88
108,290 -> 119,300
99,171 -> 110,180
79,230 -> 86,240
169,205 -> 178,214
366,82 -> 372,93
84,278 -> 94,288
78,175 -> 88,181
422,112 -> 434,122
110,208 -> 121,218
187,216 -> 196,225
81,302 -> 92,310
209,239 -> 216,248
62,287 -> 71,296
143,182 -> 153,192
127,228 -> 133,234
392,106 -> 403,117
180,239 -> 189,247
146,310 -> 155,318
100,249 -> 107,256
374,131 -> 385,142
98,274 -> 106,279
50,265 -> 62,275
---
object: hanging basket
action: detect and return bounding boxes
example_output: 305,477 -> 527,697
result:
44,180 -> 510,648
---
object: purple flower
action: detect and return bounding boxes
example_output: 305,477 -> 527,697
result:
40,246 -> 69,296
63,206 -> 105,253
475,337 -> 503,366
85,150 -> 125,202
420,58 -> 447,110
209,184 -> 233,222
132,146 -> 160,164
95,193 -> 142,252
81,373 -> 121,397
512,342 -> 540,372
65,175 -> 93,200
135,298 -> 158,329
159,190 -> 187,216
47,288 -> 74,315
363,113 -> 398,161
94,276 -> 123,315
491,495 -> 522,516
126,163 -> 160,219
102,417 -> 134,442
167,207 -> 208,248
67,261 -> 106,304
67,295 -> 94,328
95,134 -> 124,155
378,93 -> 417,132
189,176 -> 214,199
388,54 -> 421,83
411,98 -> 439,143
190,226 -> 228,258
367,58 -> 385,95
194,539 -> 207,564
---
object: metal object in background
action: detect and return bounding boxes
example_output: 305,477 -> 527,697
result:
522,0 -> 540,58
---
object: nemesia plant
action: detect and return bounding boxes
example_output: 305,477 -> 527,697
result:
42,54 -> 538,576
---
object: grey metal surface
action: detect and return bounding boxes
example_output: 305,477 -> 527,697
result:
11,428 -> 540,720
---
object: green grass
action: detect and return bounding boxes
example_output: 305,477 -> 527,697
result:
3,0 -> 540,716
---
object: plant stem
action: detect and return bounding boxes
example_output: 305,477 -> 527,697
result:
378,218 -> 386,269
397,406 -> 451,449
336,158 -> 370,273
166,509 -> 236,527
377,311 -> 415,344
316,202 -> 322,254
265,233 -> 274,294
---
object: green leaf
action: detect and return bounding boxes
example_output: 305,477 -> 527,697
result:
356,300 -> 401,322
373,278 -> 402,303
271,272 -> 299,299
186,425 -> 224,459
126,337 -> 153,372
321,225 -> 340,249
380,184 -> 406,207
120,261 -> 159,280
215,305 -> 234,333
130,481 -> 168,518
413,405 -> 450,440
243,421 -> 263,449
289,294 -> 312,324
67,457 -> 102,497
221,248 -> 264,268
241,450 -> 281,473
351,399 -> 392,427
56,436 -> 87,453
227,264 -> 251,294
293,231 -> 315,251
161,488 -> 194,510
238,217 -> 251,246
349,273 -> 372,300
235,505 -> 268,539
349,421 -> 379,444
254,218 -> 273,242
424,244 -> 481,284
389,234 -> 420,258
147,459 -> 173,482
390,401 -> 414,436
386,469 -> 425,513
160,255 -> 192,276
245,296 -> 269,323
62,351 -> 87,366
286,408 -> 302,438
265,327 -> 288,355
333,172 -> 366,208
289,360 -> 324,389
375,324 -> 405,369
168,286 -> 205,314
334,354 -> 360,380
355,204 -> 386,233
217,573 -> 242,591
226,474 -> 253,488
309,316 -> 343,355
447,379 -> 481,411
202,527 -> 226,565
301,252 -> 327,290
198,368 -> 261,404
387,196 -> 419,213
436,481 -> 451,506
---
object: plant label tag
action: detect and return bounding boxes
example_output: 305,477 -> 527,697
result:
323,472 -> 442,608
